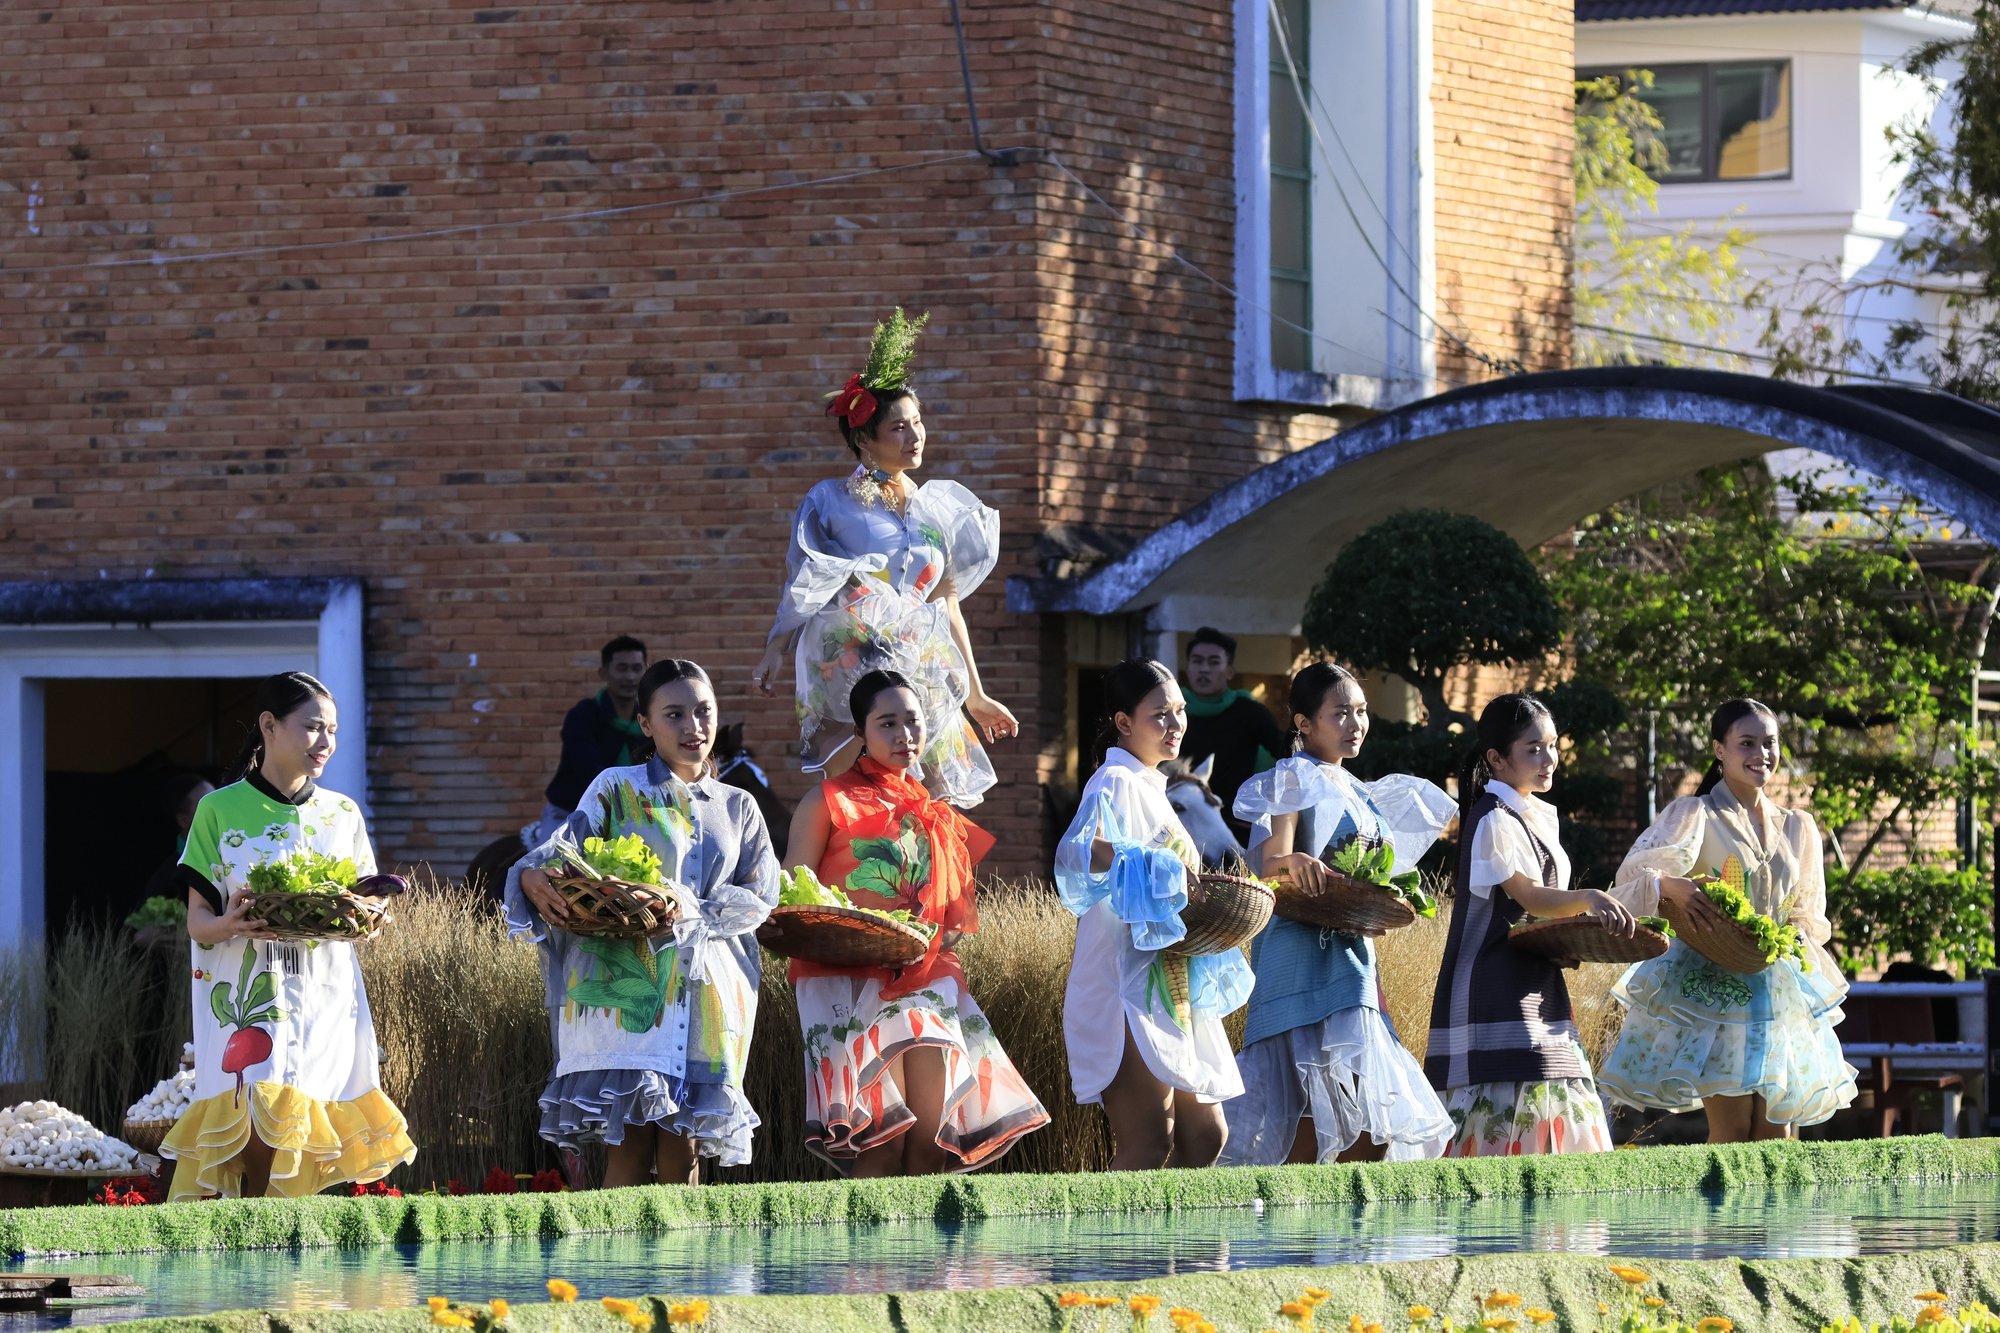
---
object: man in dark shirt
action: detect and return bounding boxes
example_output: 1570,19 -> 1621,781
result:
1180,626 -> 1287,842
537,635 -> 649,840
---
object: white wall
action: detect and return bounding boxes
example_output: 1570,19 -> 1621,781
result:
1576,6 -> 1968,377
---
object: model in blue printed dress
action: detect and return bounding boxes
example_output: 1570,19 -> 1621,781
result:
1221,664 -> 1456,1165
510,659 -> 779,1186
751,310 -> 1017,805
1598,699 -> 1858,1141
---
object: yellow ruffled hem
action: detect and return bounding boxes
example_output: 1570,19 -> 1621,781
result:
159,1081 -> 416,1200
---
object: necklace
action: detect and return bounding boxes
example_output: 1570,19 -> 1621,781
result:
846,464 -> 906,512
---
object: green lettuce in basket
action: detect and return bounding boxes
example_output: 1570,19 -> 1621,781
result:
1509,913 -> 1674,935
543,832 -> 665,887
246,850 -> 359,896
1322,841 -> 1437,919
776,866 -> 938,941
1691,869 -> 1807,969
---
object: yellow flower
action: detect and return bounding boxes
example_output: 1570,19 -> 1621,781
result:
1131,1295 -> 1164,1320
1299,1289 -> 1329,1304
1482,1293 -> 1523,1311
1597,1304 -> 1609,1315
1062,1293 -> 1093,1310
602,1298 -> 641,1318
1696,1320 -> 1734,1333
432,1314 -> 473,1330
1643,1297 -> 1666,1309
547,1280 -> 580,1304
1608,1265 -> 1652,1285
1408,1309 -> 1434,1323
1278,1301 -> 1313,1324
1364,1325 -> 1383,1333
428,1298 -> 451,1315
667,1300 -> 709,1327
1350,1314 -> 1367,1333
1918,1294 -> 1953,1305
1091,1298 -> 1124,1311
1527,1313 -> 1555,1325
1917,1306 -> 1952,1329
489,1300 -> 510,1322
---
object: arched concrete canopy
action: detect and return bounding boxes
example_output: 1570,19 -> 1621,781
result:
1007,367 -> 2000,635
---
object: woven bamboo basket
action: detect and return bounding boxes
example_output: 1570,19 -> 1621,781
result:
241,891 -> 390,942
119,1117 -> 176,1157
1167,872 -> 1275,957
756,904 -> 930,969
546,874 -> 680,939
1509,915 -> 1671,966
1270,869 -> 1418,934
1660,895 -> 1772,975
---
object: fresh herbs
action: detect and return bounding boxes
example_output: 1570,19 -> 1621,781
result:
1324,841 -> 1437,918
1692,872 -> 1808,969
124,896 -> 188,929
245,850 -> 359,896
777,865 -> 939,941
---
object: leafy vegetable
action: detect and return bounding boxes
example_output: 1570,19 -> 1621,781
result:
246,850 -> 359,896
544,833 -> 664,887
775,866 -> 939,941
124,896 -> 188,929
1324,840 -> 1437,919
1692,872 -> 1808,969
1510,913 -> 1674,936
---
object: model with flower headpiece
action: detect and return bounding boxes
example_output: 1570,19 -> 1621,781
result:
752,310 -> 1016,807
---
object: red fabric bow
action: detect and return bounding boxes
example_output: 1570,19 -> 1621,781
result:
825,374 -> 878,428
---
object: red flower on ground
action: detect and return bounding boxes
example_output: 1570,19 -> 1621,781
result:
447,1179 -> 471,1196
529,1168 -> 567,1193
482,1166 -> 519,1195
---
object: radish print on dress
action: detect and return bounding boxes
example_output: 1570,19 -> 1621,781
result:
208,946 -> 286,1107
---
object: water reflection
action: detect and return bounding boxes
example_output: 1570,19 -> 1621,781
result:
8,1179 -> 1999,1330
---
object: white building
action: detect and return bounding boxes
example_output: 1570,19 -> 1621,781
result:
1575,0 -> 1975,379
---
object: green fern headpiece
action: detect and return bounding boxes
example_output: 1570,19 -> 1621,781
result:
826,308 -> 930,428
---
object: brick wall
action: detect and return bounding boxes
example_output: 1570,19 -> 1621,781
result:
0,0 -> 1579,884
1432,0 -> 1576,381
0,0 -> 1051,872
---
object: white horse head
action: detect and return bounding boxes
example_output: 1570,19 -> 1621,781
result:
1162,755 -> 1249,871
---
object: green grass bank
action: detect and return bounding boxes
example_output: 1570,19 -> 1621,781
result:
79,1243 -> 2000,1333
5,1135 -> 1996,1258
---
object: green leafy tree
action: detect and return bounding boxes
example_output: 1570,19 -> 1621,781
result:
1545,463 -> 2000,973
1760,4 -> 2000,400
1304,509 -> 1561,739
1574,71 -> 1763,368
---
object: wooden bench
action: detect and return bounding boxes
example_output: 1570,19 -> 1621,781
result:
1839,980 -> 1984,1138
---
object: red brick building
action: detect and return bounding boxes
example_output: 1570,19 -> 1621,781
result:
0,0 -> 1576,933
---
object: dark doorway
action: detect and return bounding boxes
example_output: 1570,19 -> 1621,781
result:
41,678 -> 262,938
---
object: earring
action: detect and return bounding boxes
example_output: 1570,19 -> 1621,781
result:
862,455 -> 891,484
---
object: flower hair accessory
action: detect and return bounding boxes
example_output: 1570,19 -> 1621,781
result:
824,308 -> 929,429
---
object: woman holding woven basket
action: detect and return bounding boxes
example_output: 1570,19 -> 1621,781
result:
1220,663 -> 1455,1166
1597,699 -> 1858,1141
1424,693 -> 1636,1157
510,659 -> 780,1185
781,669 -> 1049,1175
162,672 -> 416,1200
1058,659 -> 1257,1170
750,309 -> 1016,808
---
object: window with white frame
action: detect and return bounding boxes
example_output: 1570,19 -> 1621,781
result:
1235,0 -> 1433,408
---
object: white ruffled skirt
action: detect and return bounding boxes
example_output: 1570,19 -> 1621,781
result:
1597,940 -> 1859,1127
1220,1007 -> 1452,1165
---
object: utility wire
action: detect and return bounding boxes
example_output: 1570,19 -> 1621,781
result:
1265,0 -> 1523,374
